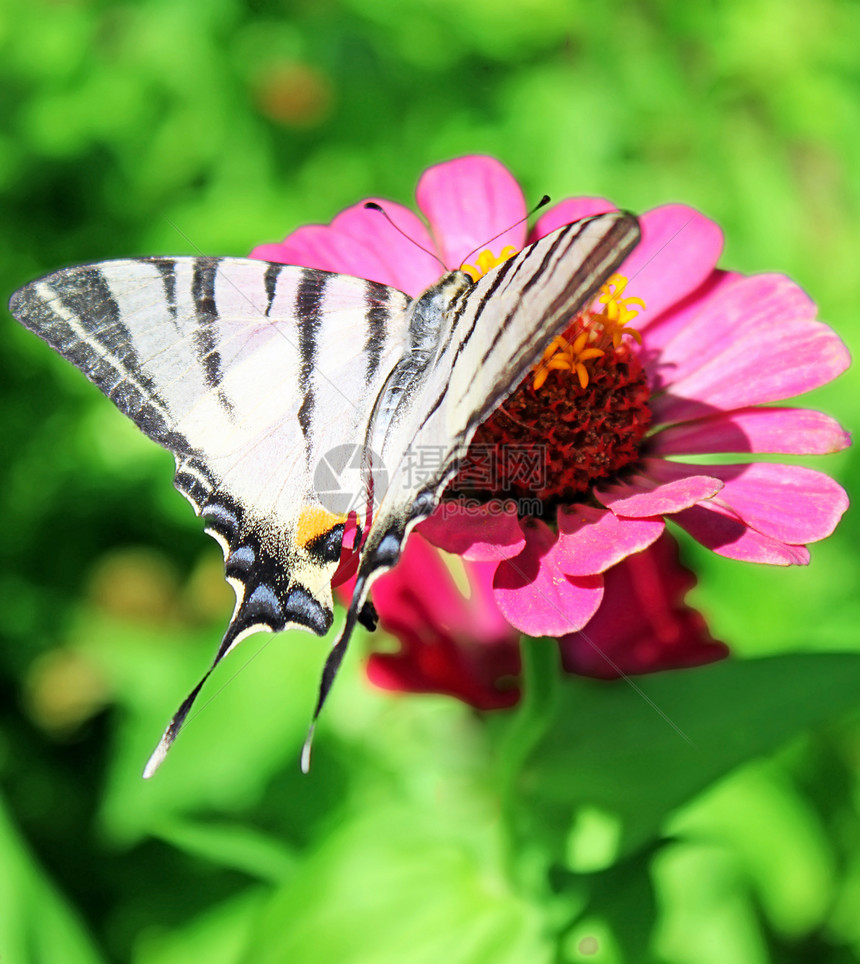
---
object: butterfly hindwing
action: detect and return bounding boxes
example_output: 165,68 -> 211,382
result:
10,257 -> 413,769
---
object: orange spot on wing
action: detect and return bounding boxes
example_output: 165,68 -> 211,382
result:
296,506 -> 347,548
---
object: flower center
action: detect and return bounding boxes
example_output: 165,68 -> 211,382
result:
447,272 -> 652,513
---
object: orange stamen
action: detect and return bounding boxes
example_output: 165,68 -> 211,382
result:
532,272 -> 645,390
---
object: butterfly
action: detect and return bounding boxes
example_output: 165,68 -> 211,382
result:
8,211 -> 640,774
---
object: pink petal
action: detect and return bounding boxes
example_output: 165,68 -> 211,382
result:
651,273 -> 813,393
651,276 -> 850,423
636,270 -> 741,390
595,462 -> 724,517
493,520 -> 603,637
617,204 -> 724,328
374,535 -> 514,645
416,156 -> 527,270
646,458 -> 848,544
461,557 -> 523,641
367,533 -> 521,710
693,462 -> 849,545
651,406 -> 852,456
528,197 -> 616,241
416,500 -> 526,562
655,319 -> 850,423
552,504 -> 664,576
558,533 -> 728,679
250,199 -> 440,296
328,200 -> 444,295
671,503 -> 810,566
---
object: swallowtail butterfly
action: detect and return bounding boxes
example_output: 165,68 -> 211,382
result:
9,211 -> 640,774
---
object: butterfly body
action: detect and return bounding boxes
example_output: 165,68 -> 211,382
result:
9,212 -> 640,773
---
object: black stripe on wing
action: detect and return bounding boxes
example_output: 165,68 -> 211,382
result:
479,222 -> 588,366
465,214 -> 641,426
9,266 -> 191,454
263,262 -> 285,316
414,214 -> 640,447
149,258 -> 179,327
295,269 -> 327,448
364,280 -> 399,383
191,258 -> 234,415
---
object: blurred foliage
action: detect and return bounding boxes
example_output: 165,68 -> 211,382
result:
2,0 -> 860,961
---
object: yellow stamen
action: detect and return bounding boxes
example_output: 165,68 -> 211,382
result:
461,245 -> 518,282
531,332 -> 605,390
577,348 -> 606,362
531,272 -> 645,390
597,273 -> 645,346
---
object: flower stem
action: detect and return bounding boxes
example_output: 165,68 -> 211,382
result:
495,637 -> 561,883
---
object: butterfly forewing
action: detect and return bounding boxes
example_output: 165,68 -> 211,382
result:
10,258 -> 413,769
367,212 -> 643,564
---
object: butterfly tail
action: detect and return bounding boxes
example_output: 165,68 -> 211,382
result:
300,579 -> 367,773
142,613 -> 279,778
142,673 -> 213,779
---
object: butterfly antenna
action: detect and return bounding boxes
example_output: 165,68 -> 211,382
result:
459,194 -> 552,269
363,202 -> 447,270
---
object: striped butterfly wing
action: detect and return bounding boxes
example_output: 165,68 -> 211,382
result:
302,212 -> 642,765
10,257 -> 412,768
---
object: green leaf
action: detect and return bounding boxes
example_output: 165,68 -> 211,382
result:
151,819 -> 298,885
87,614 -> 339,844
668,763 -> 836,937
0,793 -> 105,964
561,849 -> 658,963
507,654 -> 860,860
243,808 -> 552,964
652,842 -> 770,964
134,889 -> 268,964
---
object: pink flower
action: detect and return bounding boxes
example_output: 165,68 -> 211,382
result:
358,529 -> 727,707
364,532 -> 522,710
254,155 -> 850,701
557,532 -> 728,679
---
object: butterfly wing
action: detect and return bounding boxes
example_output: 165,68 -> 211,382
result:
9,257 -> 412,769
300,212 -> 642,767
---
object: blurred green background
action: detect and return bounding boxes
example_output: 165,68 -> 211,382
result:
2,0 -> 860,961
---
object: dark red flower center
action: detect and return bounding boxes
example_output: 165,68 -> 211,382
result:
446,270 -> 652,514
